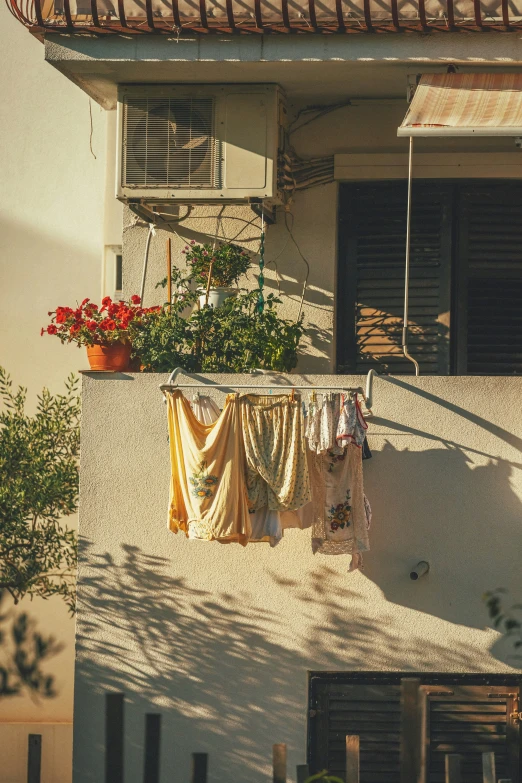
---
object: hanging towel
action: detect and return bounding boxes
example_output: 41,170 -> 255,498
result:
166,390 -> 251,544
309,443 -> 370,557
240,393 -> 311,512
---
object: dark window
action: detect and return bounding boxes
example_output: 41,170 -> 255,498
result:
337,181 -> 522,375
115,254 -> 123,294
308,672 -> 522,783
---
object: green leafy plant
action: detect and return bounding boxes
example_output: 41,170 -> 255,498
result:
183,240 -> 252,288
132,288 -> 304,373
190,290 -> 304,372
0,368 -> 79,613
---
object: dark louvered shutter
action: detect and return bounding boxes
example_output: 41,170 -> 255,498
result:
309,676 -> 521,783
337,182 -> 452,375
310,682 -> 401,783
423,684 -> 520,783
455,183 -> 522,375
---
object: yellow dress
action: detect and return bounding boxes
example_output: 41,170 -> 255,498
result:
167,390 -> 251,545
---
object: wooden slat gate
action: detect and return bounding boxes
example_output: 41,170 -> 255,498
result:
308,674 -> 522,783
423,685 -> 519,783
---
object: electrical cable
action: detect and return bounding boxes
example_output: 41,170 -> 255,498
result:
288,100 -> 352,136
88,100 -> 97,160
283,211 -> 310,321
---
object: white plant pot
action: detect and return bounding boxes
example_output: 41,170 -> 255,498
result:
198,287 -> 236,309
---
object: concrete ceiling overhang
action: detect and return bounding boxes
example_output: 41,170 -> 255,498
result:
44,32 -> 522,108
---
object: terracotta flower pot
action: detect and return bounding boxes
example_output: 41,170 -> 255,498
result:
86,342 -> 131,372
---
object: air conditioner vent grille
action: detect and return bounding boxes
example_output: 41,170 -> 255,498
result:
122,96 -> 220,189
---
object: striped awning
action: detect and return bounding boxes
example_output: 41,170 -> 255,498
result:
398,73 -> 522,136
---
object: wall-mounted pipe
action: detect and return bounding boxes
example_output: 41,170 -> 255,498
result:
364,369 -> 377,413
403,136 -> 420,377
139,223 -> 155,307
410,561 -> 430,580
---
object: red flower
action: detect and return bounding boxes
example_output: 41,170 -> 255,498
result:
81,298 -> 90,306
131,295 -> 141,305
108,303 -> 118,316
86,320 -> 97,332
47,325 -> 58,335
70,324 -> 81,334
55,311 -> 67,324
102,296 -> 112,306
105,319 -> 116,331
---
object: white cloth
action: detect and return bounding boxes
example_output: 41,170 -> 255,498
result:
191,394 -> 221,425
336,395 -> 368,448
306,393 -> 342,455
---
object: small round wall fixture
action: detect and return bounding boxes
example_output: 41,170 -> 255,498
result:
410,561 -> 430,581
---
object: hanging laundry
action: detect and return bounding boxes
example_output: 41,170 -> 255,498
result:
240,393 -> 311,512
248,506 -> 307,547
305,393 -> 322,454
302,392 -> 371,561
306,392 -> 342,454
166,390 -> 251,545
191,393 -> 221,425
309,444 -> 369,557
336,394 -> 368,448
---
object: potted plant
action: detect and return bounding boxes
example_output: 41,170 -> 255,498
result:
131,289 -> 305,373
42,296 -> 158,371
182,240 -> 252,308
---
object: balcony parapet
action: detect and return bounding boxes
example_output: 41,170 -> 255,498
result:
6,0 -> 522,36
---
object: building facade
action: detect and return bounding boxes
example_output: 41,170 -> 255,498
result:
5,3 -> 522,781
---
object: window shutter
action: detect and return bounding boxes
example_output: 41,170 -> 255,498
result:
423,684 -> 520,783
337,182 -> 452,375
456,183 -> 522,375
310,682 -> 402,783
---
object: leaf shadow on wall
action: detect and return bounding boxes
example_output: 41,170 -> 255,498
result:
362,375 -> 522,635
361,442 -> 522,633
74,540 -> 505,783
0,591 -> 64,699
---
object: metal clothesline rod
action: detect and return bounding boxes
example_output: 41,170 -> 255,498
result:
160,367 -> 374,407
160,383 -> 364,393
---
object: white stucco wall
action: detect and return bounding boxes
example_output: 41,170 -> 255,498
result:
0,7 -> 117,779
75,372 -> 522,783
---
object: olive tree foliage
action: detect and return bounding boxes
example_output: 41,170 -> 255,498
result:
484,589 -> 522,655
0,367 -> 79,614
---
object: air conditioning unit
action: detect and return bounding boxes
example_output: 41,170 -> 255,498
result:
116,84 -> 286,205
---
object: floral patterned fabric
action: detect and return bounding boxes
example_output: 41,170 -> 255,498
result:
306,392 -> 366,454
166,390 -> 251,544
308,443 -> 369,557
240,394 -> 311,512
